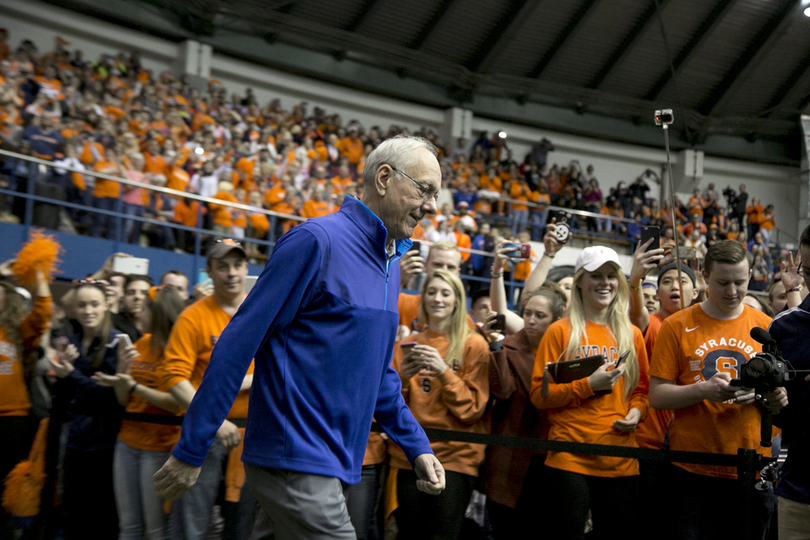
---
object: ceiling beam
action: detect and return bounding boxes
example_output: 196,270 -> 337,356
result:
466,0 -> 543,74
585,0 -> 671,89
342,0 -> 381,33
761,49 -> 810,118
407,0 -> 460,50
526,0 -> 602,79
642,0 -> 735,101
697,0 -> 801,118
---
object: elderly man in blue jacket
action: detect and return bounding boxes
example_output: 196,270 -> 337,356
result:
155,135 -> 445,538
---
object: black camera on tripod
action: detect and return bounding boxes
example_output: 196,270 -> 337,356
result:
722,186 -> 736,205
730,328 -> 795,446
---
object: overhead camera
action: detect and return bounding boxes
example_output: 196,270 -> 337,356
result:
654,109 -> 674,126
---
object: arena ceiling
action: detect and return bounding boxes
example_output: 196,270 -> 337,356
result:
52,0 -> 810,163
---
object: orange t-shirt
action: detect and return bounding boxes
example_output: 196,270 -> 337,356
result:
80,141 -> 105,166
388,330 -> 490,477
746,204 -> 763,225
513,249 -> 537,281
759,212 -> 775,231
174,200 -> 200,227
0,297 -> 52,416
649,304 -> 772,478
455,232 -> 471,262
144,153 -> 167,175
530,318 -> 649,478
117,335 -> 181,452
338,137 -> 364,165
301,200 -> 330,219
163,295 -> 254,419
635,312 -> 672,449
210,192 -> 238,228
166,167 -> 190,195
93,161 -> 121,198
510,183 -> 530,211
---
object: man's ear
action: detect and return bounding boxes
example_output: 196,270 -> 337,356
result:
374,164 -> 392,197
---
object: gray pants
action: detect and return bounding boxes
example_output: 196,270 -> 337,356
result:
246,464 -> 356,540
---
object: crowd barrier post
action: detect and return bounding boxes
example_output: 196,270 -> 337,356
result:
736,447 -> 759,540
194,203 -> 204,280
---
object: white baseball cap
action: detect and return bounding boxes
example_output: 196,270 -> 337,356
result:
575,246 -> 621,273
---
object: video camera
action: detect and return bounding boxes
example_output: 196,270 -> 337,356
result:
730,327 -> 794,446
722,186 -> 736,205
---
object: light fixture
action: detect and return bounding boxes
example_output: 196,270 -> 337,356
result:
804,6 -> 810,17
195,147 -> 204,155
498,131 -> 507,139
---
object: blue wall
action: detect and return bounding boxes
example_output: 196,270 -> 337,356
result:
0,222 -> 267,284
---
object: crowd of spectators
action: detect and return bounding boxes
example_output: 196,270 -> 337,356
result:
0,33 -> 784,260
0,31 -> 804,540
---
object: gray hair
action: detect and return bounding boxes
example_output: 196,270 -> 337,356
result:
362,135 -> 438,186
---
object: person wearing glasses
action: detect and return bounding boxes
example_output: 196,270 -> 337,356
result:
49,278 -> 125,539
155,135 -> 446,539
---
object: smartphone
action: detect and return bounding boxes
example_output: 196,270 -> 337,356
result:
614,350 -> 630,369
53,336 -> 69,354
117,333 -> 133,350
504,243 -> 531,259
492,314 -> 506,332
112,256 -> 149,275
409,241 -> 421,253
548,211 -> 572,244
640,226 -> 660,251
400,342 -> 418,353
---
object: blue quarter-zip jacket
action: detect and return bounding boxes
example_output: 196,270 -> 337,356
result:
172,197 -> 433,483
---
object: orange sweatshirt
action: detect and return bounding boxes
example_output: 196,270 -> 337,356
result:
530,318 -> 649,478
117,335 -> 181,452
162,296 -> 254,418
388,330 -> 490,477
0,297 -> 52,416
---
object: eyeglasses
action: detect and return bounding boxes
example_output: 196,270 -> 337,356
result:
72,278 -> 109,287
388,165 -> 439,203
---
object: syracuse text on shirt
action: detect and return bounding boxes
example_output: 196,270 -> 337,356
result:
577,345 -> 619,362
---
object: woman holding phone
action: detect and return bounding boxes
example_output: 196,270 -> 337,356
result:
483,285 -> 565,538
530,247 -> 649,540
390,270 -> 490,540
92,286 -> 185,540
50,279 -> 125,539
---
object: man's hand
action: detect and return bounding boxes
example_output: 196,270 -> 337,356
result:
629,239 -> 664,284
413,453 -> 445,495
398,251 -> 424,289
613,407 -> 642,432
193,279 -> 214,302
154,455 -> 202,500
216,419 -> 241,450
780,251 -> 803,291
761,387 -> 788,413
700,371 -> 749,403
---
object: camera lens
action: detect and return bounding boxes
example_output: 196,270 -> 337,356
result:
746,357 -> 767,379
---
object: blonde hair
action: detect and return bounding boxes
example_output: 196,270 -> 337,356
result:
427,240 -> 460,260
564,264 -> 639,401
418,270 -> 469,368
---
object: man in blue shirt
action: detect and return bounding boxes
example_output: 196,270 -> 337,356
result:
155,135 -> 445,538
768,224 -> 810,539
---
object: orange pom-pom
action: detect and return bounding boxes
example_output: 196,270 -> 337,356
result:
11,230 -> 64,288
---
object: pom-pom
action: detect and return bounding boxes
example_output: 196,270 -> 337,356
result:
11,230 -> 63,287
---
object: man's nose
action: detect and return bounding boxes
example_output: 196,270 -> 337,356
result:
422,198 -> 438,215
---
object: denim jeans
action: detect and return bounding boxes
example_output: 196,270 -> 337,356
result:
171,440 -> 226,540
346,464 -> 386,540
511,209 -> 528,237
122,203 -> 143,244
90,196 -> 118,239
530,209 -> 547,241
113,440 -> 171,540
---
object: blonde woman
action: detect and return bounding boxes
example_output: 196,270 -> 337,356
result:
530,247 -> 649,540
390,270 -> 489,540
